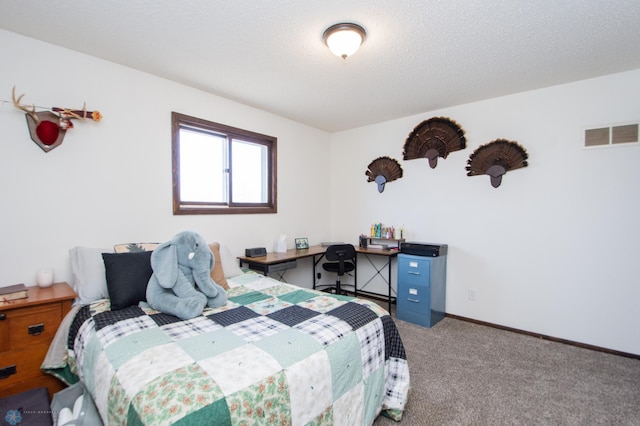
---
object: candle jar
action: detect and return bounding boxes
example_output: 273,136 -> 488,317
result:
36,268 -> 54,287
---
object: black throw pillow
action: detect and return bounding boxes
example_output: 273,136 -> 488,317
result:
102,251 -> 153,310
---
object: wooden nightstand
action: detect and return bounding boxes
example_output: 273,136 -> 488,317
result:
0,282 -> 76,399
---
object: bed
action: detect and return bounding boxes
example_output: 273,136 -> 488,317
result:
43,244 -> 410,425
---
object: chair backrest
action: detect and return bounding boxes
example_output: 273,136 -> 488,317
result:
325,244 -> 356,264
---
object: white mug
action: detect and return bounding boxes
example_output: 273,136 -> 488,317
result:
36,268 -> 54,287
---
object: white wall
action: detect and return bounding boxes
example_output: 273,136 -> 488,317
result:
0,29 -> 332,289
2,29 -> 639,355
329,69 -> 640,355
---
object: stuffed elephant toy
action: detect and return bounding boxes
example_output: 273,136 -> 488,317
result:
146,231 -> 227,319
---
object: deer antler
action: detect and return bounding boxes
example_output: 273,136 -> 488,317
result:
12,86 -> 102,123
52,104 -> 102,122
12,86 -> 39,121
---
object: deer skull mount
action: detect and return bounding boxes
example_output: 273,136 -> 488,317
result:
12,86 -> 102,152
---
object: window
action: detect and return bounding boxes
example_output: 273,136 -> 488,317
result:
172,112 -> 277,214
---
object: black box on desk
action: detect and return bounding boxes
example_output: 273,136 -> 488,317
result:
245,247 -> 267,257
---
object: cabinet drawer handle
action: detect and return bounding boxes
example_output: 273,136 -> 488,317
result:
408,271 -> 420,275
28,323 -> 45,336
407,298 -> 420,303
0,313 -> 5,320
0,365 -> 17,379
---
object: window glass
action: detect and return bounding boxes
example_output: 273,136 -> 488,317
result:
179,128 -> 226,203
232,139 -> 268,203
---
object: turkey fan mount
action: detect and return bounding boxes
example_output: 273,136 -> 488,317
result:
403,117 -> 467,168
466,139 -> 529,188
366,156 -> 403,193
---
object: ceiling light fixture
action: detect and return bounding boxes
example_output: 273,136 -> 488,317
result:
323,23 -> 366,59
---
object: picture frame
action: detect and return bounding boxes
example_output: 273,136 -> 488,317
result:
295,238 -> 309,250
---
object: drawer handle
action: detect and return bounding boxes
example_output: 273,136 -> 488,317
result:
28,323 -> 45,336
407,298 -> 420,303
0,365 -> 17,379
0,313 -> 5,320
408,271 -> 421,275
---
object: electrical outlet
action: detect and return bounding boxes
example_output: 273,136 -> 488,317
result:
467,289 -> 477,301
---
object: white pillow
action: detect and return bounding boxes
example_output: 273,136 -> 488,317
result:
69,246 -> 113,305
219,244 -> 244,278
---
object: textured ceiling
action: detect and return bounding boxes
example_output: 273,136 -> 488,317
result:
1,0 -> 639,132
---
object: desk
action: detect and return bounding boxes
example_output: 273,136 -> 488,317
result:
237,246 -> 327,281
237,245 -> 397,311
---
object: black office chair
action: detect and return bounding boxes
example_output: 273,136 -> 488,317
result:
320,244 -> 356,295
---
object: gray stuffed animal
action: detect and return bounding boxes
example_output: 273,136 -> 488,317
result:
146,231 -> 227,319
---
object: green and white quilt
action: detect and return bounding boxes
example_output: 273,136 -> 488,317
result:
51,273 -> 410,425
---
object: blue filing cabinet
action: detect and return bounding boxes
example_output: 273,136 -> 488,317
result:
396,252 -> 447,327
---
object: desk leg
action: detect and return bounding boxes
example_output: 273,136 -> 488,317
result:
356,254 -> 394,312
388,259 -> 392,312
313,257 -> 316,290
312,253 -> 326,290
354,256 -> 357,297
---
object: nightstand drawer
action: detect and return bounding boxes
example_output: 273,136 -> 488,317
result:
6,304 -> 61,349
0,342 -> 52,386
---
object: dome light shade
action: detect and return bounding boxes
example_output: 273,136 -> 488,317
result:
323,23 -> 366,59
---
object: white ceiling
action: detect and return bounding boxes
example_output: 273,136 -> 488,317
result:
1,0 -> 640,132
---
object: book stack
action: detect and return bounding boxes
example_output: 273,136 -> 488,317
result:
0,283 -> 29,305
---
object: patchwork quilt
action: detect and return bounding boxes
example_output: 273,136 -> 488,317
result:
49,273 -> 410,425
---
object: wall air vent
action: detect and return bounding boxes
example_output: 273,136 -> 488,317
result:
584,123 -> 638,148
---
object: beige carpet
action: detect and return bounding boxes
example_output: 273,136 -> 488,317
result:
374,316 -> 640,425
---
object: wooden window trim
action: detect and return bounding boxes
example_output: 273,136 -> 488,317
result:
172,112 -> 277,215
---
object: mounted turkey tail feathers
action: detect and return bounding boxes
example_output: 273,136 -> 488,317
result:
466,139 -> 528,188
366,156 -> 403,193
402,116 -> 466,168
